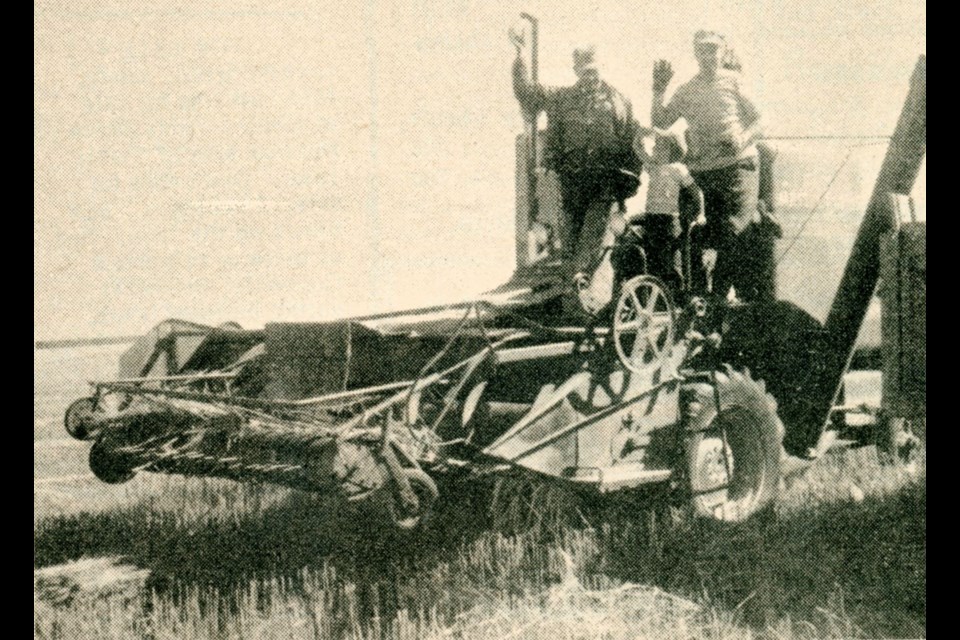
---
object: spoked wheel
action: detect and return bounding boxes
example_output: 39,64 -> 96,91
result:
89,437 -> 136,485
613,275 -> 675,372
683,369 -> 783,522
387,468 -> 439,530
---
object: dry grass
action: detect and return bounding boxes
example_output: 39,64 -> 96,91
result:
34,445 -> 925,640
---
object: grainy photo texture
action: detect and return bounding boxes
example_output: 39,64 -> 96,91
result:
35,2 -> 925,638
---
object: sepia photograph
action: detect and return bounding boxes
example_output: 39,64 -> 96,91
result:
35,1 -> 925,638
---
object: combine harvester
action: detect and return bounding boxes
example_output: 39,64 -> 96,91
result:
63,24 -> 925,528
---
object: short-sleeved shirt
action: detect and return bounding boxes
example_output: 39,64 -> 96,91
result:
644,162 -> 695,216
665,70 -> 759,172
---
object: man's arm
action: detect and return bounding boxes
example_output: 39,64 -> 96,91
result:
736,79 -> 763,147
651,60 -> 680,128
651,92 -> 678,129
621,99 -> 643,176
509,32 -> 563,173
512,56 -> 547,115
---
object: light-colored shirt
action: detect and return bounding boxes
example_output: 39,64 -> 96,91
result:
664,70 -> 760,172
644,162 -> 695,215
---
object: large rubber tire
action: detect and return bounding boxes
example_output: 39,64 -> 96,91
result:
387,468 -> 439,531
683,368 -> 783,522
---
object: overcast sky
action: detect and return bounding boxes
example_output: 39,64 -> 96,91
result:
35,0 -> 925,340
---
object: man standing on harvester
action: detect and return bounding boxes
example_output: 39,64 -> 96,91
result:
510,32 -> 642,289
651,30 -> 766,302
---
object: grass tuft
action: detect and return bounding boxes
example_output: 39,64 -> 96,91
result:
35,445 -> 924,639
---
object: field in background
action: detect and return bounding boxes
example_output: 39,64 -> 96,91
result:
34,345 -> 924,639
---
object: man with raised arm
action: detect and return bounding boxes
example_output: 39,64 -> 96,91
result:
651,31 -> 765,302
510,33 -> 641,289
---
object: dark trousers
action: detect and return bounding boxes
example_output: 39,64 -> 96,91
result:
559,172 -> 623,277
688,226 -> 778,303
609,215 -> 684,295
610,229 -> 646,287
692,160 -> 760,245
640,214 -> 683,292
719,225 -> 778,302
691,160 -> 777,303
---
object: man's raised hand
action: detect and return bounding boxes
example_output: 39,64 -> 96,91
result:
652,60 -> 674,93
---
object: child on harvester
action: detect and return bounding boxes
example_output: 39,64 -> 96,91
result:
610,127 -> 702,297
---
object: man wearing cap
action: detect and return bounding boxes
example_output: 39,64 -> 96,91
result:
651,30 -> 765,302
510,37 -> 642,283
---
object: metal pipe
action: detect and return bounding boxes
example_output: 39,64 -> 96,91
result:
520,12 -> 540,222
93,372 -> 238,385
520,13 -> 538,84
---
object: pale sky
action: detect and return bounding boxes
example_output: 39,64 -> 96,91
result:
35,0 -> 925,340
